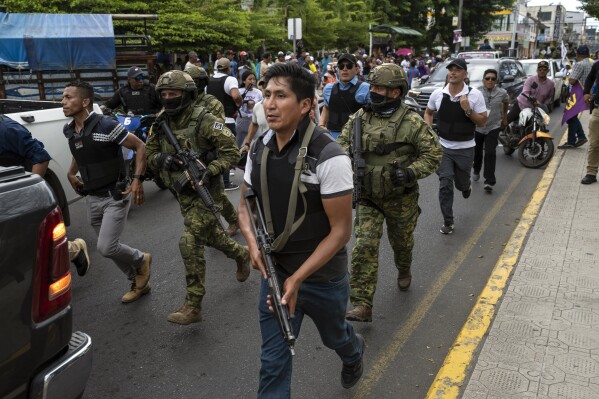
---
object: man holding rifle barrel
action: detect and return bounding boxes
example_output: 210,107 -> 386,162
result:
146,70 -> 250,325
339,63 -> 442,323
238,62 -> 365,398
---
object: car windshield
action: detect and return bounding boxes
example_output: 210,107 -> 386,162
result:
520,63 -> 538,76
427,62 -> 496,83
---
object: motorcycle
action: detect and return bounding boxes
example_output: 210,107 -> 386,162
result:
499,93 -> 555,169
114,112 -> 168,190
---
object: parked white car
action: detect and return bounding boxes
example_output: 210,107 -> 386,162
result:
518,59 -> 564,112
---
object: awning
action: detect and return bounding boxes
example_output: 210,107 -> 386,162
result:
369,24 -> 423,37
0,13 -> 116,70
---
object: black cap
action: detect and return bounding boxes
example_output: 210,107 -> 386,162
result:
446,58 -> 467,70
338,53 -> 357,65
577,45 -> 590,56
537,60 -> 549,68
127,66 -> 144,78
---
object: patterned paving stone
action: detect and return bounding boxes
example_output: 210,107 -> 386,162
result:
479,368 -> 530,394
547,382 -> 599,398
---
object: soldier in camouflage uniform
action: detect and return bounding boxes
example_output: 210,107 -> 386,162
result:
339,63 -> 442,322
146,70 -> 250,325
184,64 -> 240,236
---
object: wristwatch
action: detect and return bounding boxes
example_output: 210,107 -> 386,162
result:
465,109 -> 473,117
132,174 -> 145,181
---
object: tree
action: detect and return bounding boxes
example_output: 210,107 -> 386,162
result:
580,0 -> 599,19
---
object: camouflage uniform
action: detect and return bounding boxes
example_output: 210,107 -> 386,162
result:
147,73 -> 247,312
186,65 -> 238,230
338,64 -> 442,311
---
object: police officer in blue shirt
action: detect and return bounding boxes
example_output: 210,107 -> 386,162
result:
320,53 -> 370,140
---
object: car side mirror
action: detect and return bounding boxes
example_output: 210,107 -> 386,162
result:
502,75 -> 515,83
555,71 -> 563,78
420,75 -> 429,83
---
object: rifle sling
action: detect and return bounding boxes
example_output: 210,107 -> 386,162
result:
260,122 -> 316,252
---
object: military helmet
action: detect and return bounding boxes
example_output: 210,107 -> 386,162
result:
184,65 -> 208,80
156,70 -> 197,93
368,63 -> 408,96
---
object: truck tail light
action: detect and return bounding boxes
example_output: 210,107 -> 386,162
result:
32,207 -> 72,323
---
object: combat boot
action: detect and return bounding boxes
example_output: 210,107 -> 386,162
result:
397,273 -> 412,291
135,253 -> 152,289
122,282 -> 151,303
167,304 -> 202,325
345,305 -> 372,322
236,246 -> 251,282
226,222 -> 240,236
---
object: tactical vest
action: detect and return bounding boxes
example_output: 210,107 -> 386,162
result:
66,114 -> 123,193
157,106 -> 219,197
197,93 -> 225,122
358,105 -> 418,200
436,89 -> 476,141
207,76 -> 237,118
249,123 -> 347,282
119,83 -> 157,115
327,81 -> 363,131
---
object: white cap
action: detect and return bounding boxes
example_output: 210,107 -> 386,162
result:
284,55 -> 291,61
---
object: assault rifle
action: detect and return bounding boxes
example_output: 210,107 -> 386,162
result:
352,115 -> 365,210
244,188 -> 296,356
160,121 -> 226,232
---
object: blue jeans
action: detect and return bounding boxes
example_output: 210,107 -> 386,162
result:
257,272 -> 362,399
567,116 -> 586,145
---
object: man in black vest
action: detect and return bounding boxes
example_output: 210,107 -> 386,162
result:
103,66 -> 162,116
62,80 -> 152,303
207,57 -> 243,190
424,59 -> 488,235
320,53 -> 370,140
238,62 -> 364,397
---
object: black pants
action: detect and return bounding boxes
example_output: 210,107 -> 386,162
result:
507,102 -> 520,125
473,128 -> 500,186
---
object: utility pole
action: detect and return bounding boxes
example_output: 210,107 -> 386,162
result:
455,0 -> 463,53
510,2 -> 518,57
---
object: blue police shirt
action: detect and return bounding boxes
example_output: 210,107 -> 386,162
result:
322,76 -> 371,137
0,116 -> 52,166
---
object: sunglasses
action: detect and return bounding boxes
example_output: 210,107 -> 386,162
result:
484,76 -> 497,81
134,75 -> 145,81
338,63 -> 354,70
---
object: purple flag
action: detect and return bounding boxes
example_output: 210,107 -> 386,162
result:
562,83 -> 589,125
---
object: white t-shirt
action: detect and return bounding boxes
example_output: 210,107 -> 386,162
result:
238,87 -> 263,118
244,130 -> 353,198
213,72 -> 239,124
251,101 -> 269,135
426,83 -> 487,149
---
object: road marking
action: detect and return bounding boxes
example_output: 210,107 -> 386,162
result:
425,150 -> 563,399
352,166 -> 528,399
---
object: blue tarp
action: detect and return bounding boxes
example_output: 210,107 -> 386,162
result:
0,13 -> 116,71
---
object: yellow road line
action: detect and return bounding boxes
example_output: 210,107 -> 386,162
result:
353,166 -> 527,399
426,150 -> 563,399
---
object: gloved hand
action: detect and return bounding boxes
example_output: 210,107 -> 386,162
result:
156,153 -> 182,171
200,169 -> 213,187
391,165 -> 416,187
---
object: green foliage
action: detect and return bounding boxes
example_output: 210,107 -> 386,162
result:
1,0 -> 517,55
580,0 -> 599,19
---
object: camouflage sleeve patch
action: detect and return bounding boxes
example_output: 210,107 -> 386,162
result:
214,122 -> 223,130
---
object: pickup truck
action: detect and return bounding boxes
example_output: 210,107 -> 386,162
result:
1,99 -> 103,226
0,165 -> 92,399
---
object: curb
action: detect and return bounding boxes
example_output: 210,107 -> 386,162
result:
425,146 -> 565,399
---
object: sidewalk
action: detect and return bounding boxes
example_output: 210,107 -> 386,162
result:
462,112 -> 599,398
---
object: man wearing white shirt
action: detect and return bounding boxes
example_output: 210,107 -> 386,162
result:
207,57 -> 243,190
424,58 -> 488,235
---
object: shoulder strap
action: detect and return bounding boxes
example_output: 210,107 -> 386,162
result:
260,121 -> 316,252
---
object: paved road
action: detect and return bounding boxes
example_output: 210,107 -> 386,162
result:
68,112 -> 567,398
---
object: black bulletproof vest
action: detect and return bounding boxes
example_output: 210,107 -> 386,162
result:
119,84 -> 156,115
250,122 -> 347,282
207,76 -> 237,118
67,115 -> 123,192
327,81 -> 363,131
436,90 -> 476,141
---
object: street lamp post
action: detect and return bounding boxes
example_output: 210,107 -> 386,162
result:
455,0 -> 463,53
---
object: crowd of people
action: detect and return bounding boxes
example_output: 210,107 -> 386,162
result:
2,41 -> 598,399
